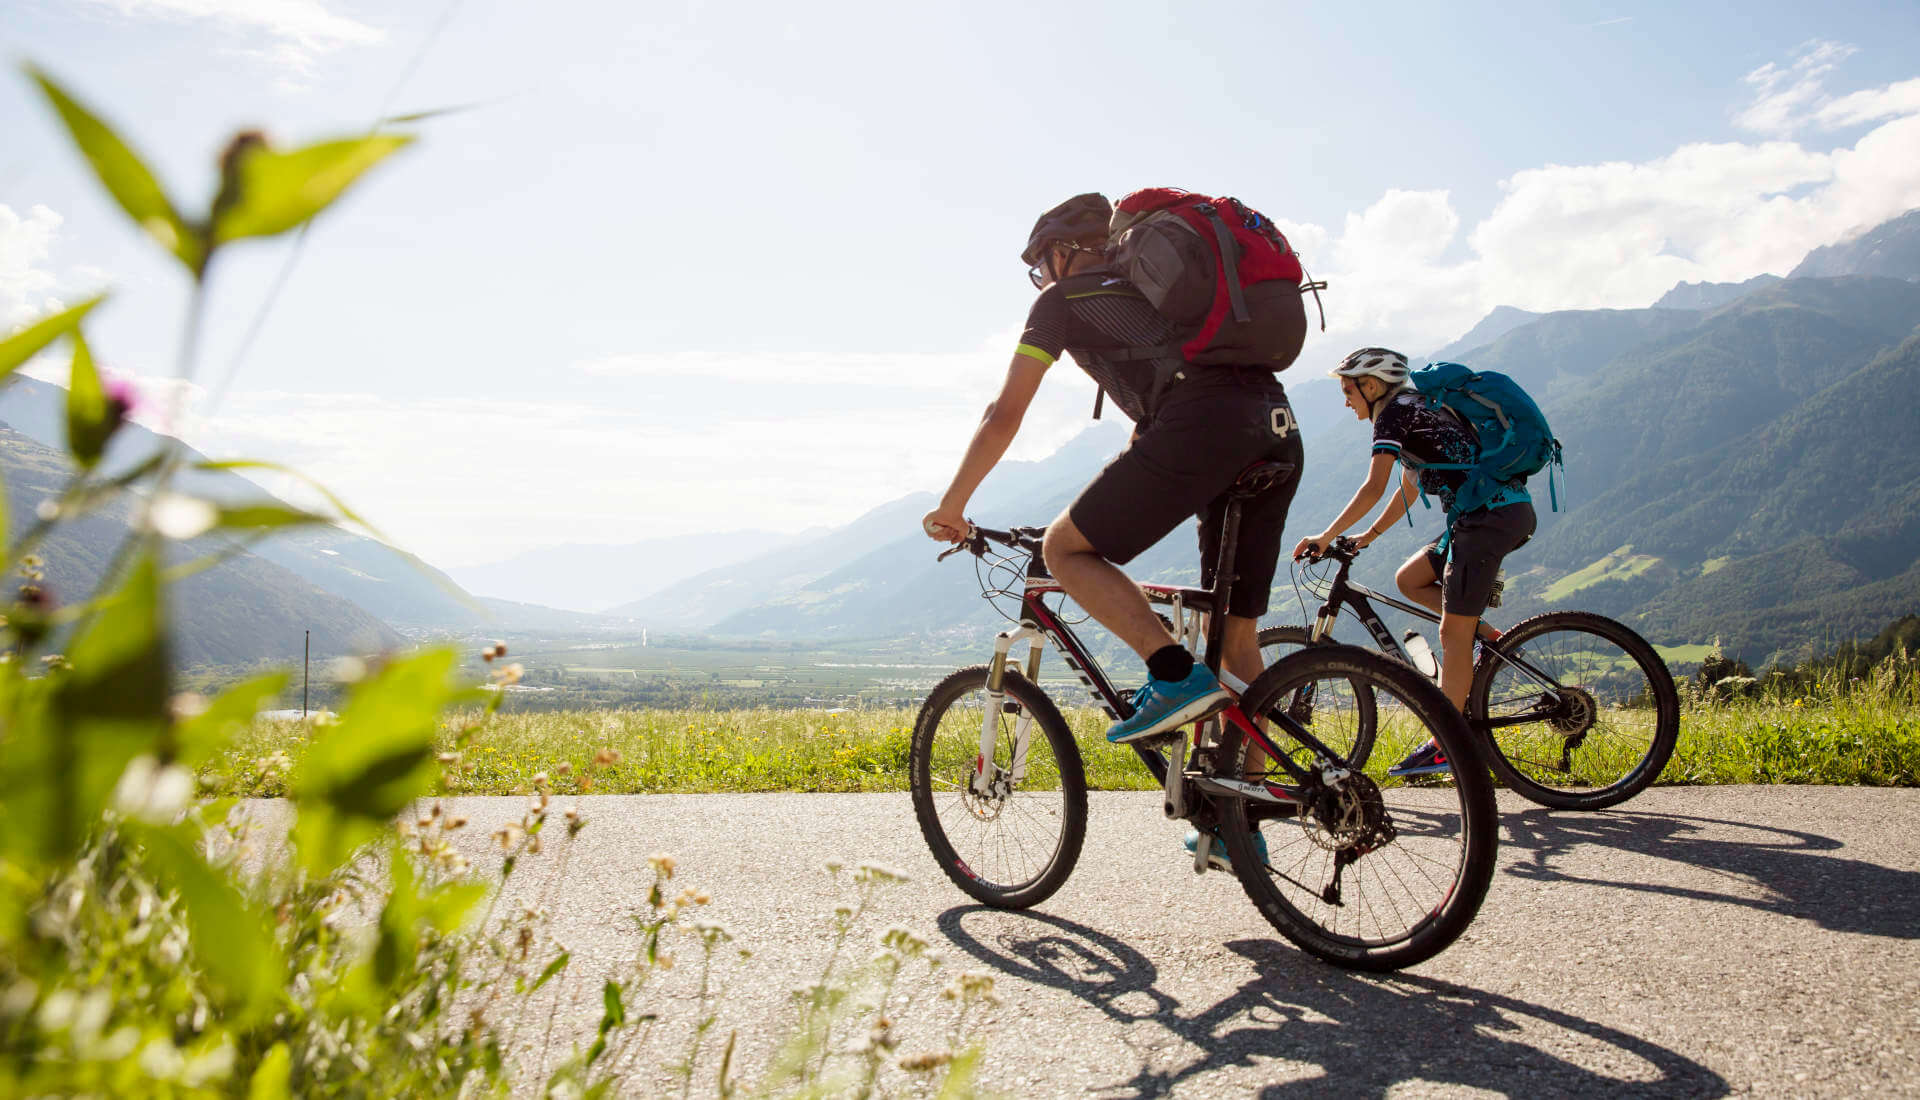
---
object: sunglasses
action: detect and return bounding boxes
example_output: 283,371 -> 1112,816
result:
1028,262 -> 1050,289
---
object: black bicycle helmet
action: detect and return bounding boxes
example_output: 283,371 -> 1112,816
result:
1021,193 -> 1112,266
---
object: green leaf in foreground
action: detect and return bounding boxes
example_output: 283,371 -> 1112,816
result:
175,671 -> 290,768
28,67 -> 200,271
11,550 -> 171,865
0,295 -> 103,381
194,459 -> 384,536
140,823 -> 283,1023
291,647 -> 464,877
212,134 -> 413,244
64,329 -> 112,467
246,1044 -> 293,1100
216,502 -> 334,531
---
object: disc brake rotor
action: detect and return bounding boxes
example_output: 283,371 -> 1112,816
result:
1548,685 -> 1598,737
1301,772 -> 1396,854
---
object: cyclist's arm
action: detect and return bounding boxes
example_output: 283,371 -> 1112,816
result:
1296,453 -> 1398,556
1357,466 -> 1420,548
924,351 -> 1049,540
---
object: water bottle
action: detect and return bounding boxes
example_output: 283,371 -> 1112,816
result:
1402,630 -> 1440,679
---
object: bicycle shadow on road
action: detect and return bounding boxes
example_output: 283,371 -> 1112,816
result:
937,906 -> 1725,1098
1498,808 -> 1920,939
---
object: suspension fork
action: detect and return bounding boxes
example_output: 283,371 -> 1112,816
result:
975,622 -> 1044,796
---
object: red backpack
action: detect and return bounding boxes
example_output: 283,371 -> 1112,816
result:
1105,187 -> 1322,369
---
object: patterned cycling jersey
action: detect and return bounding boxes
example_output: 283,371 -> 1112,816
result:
1372,390 -> 1477,512
1015,273 -> 1185,423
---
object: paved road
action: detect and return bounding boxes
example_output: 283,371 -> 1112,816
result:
243,787 -> 1920,1096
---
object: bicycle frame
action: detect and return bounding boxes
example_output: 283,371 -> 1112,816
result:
968,550 -> 1354,815
1302,550 -> 1572,728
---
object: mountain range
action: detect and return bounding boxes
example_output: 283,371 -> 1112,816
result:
599,207 -> 1920,666
6,206 -> 1918,670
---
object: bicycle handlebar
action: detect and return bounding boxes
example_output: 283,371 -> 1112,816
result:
1296,535 -> 1361,565
933,523 -> 1046,562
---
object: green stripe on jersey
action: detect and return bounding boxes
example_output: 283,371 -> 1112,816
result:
1015,343 -> 1056,365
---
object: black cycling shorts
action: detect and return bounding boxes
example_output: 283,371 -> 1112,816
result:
1068,372 -> 1304,618
1423,501 -> 1536,618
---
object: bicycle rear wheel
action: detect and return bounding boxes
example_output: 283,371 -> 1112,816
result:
1218,646 -> 1498,972
1468,610 -> 1679,811
909,666 -> 1088,908
1256,624 -> 1378,770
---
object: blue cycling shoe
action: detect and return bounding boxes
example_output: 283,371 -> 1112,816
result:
1184,827 -> 1269,872
1106,666 -> 1230,744
1387,740 -> 1452,777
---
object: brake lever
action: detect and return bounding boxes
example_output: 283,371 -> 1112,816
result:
936,543 -> 965,562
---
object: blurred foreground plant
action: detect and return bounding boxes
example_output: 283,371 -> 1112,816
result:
0,69 -> 994,1097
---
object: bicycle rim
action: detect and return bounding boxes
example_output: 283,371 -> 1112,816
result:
1471,611 -> 1680,811
1221,646 -> 1498,971
909,666 -> 1087,908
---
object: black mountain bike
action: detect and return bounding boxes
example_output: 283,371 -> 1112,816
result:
908,462 -> 1500,972
1265,536 -> 1680,811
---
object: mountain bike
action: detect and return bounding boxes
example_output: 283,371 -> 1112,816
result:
908,462 -> 1500,972
1266,536 -> 1680,811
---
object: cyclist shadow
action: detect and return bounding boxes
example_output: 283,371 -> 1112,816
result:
1498,808 -> 1920,939
937,906 -> 1725,1098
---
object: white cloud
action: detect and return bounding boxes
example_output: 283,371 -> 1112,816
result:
1730,40 -> 1917,136
1817,77 -> 1920,129
76,0 -> 383,72
0,204 -> 67,327
1280,48 -> 1920,356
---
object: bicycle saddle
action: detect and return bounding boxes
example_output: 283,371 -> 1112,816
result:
1229,460 -> 1295,499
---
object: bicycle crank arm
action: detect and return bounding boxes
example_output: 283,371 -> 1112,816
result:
1162,733 -> 1189,819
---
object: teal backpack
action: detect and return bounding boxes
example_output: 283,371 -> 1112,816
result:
1403,362 -> 1565,550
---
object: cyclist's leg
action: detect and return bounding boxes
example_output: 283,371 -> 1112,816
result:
1437,502 -> 1539,700
1041,517 -> 1178,660
1049,425 -> 1236,740
1197,388 -> 1302,774
1396,545 -> 1445,616
1438,611 -> 1479,710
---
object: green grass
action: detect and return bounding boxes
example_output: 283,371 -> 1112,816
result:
1654,643 -> 1717,664
200,692 -> 1920,797
1541,544 -> 1663,602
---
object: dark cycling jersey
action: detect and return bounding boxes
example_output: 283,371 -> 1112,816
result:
1371,390 -> 1477,512
1016,273 -> 1184,422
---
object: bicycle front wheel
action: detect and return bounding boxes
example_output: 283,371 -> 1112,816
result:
1256,624 -> 1378,770
909,665 -> 1088,909
1219,645 -> 1498,971
1469,611 -> 1680,811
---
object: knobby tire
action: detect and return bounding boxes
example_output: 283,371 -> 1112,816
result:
909,666 -> 1088,909
1218,646 -> 1499,971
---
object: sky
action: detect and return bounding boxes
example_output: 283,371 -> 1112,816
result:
2,0 -> 1919,569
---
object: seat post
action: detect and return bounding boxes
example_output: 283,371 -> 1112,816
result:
1203,496 -> 1243,673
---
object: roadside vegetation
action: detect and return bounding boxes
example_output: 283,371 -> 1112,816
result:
199,639 -> 1920,797
0,71 -> 995,1097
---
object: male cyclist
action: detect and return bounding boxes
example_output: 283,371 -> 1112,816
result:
923,192 -> 1306,752
1293,347 -> 1535,777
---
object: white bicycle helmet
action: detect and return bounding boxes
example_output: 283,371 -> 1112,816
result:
1332,347 -> 1411,385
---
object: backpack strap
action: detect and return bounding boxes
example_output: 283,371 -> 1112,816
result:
1194,203 -> 1251,323
1091,387 -> 1105,420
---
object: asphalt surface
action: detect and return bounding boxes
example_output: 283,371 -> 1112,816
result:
239,787 -> 1920,1097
